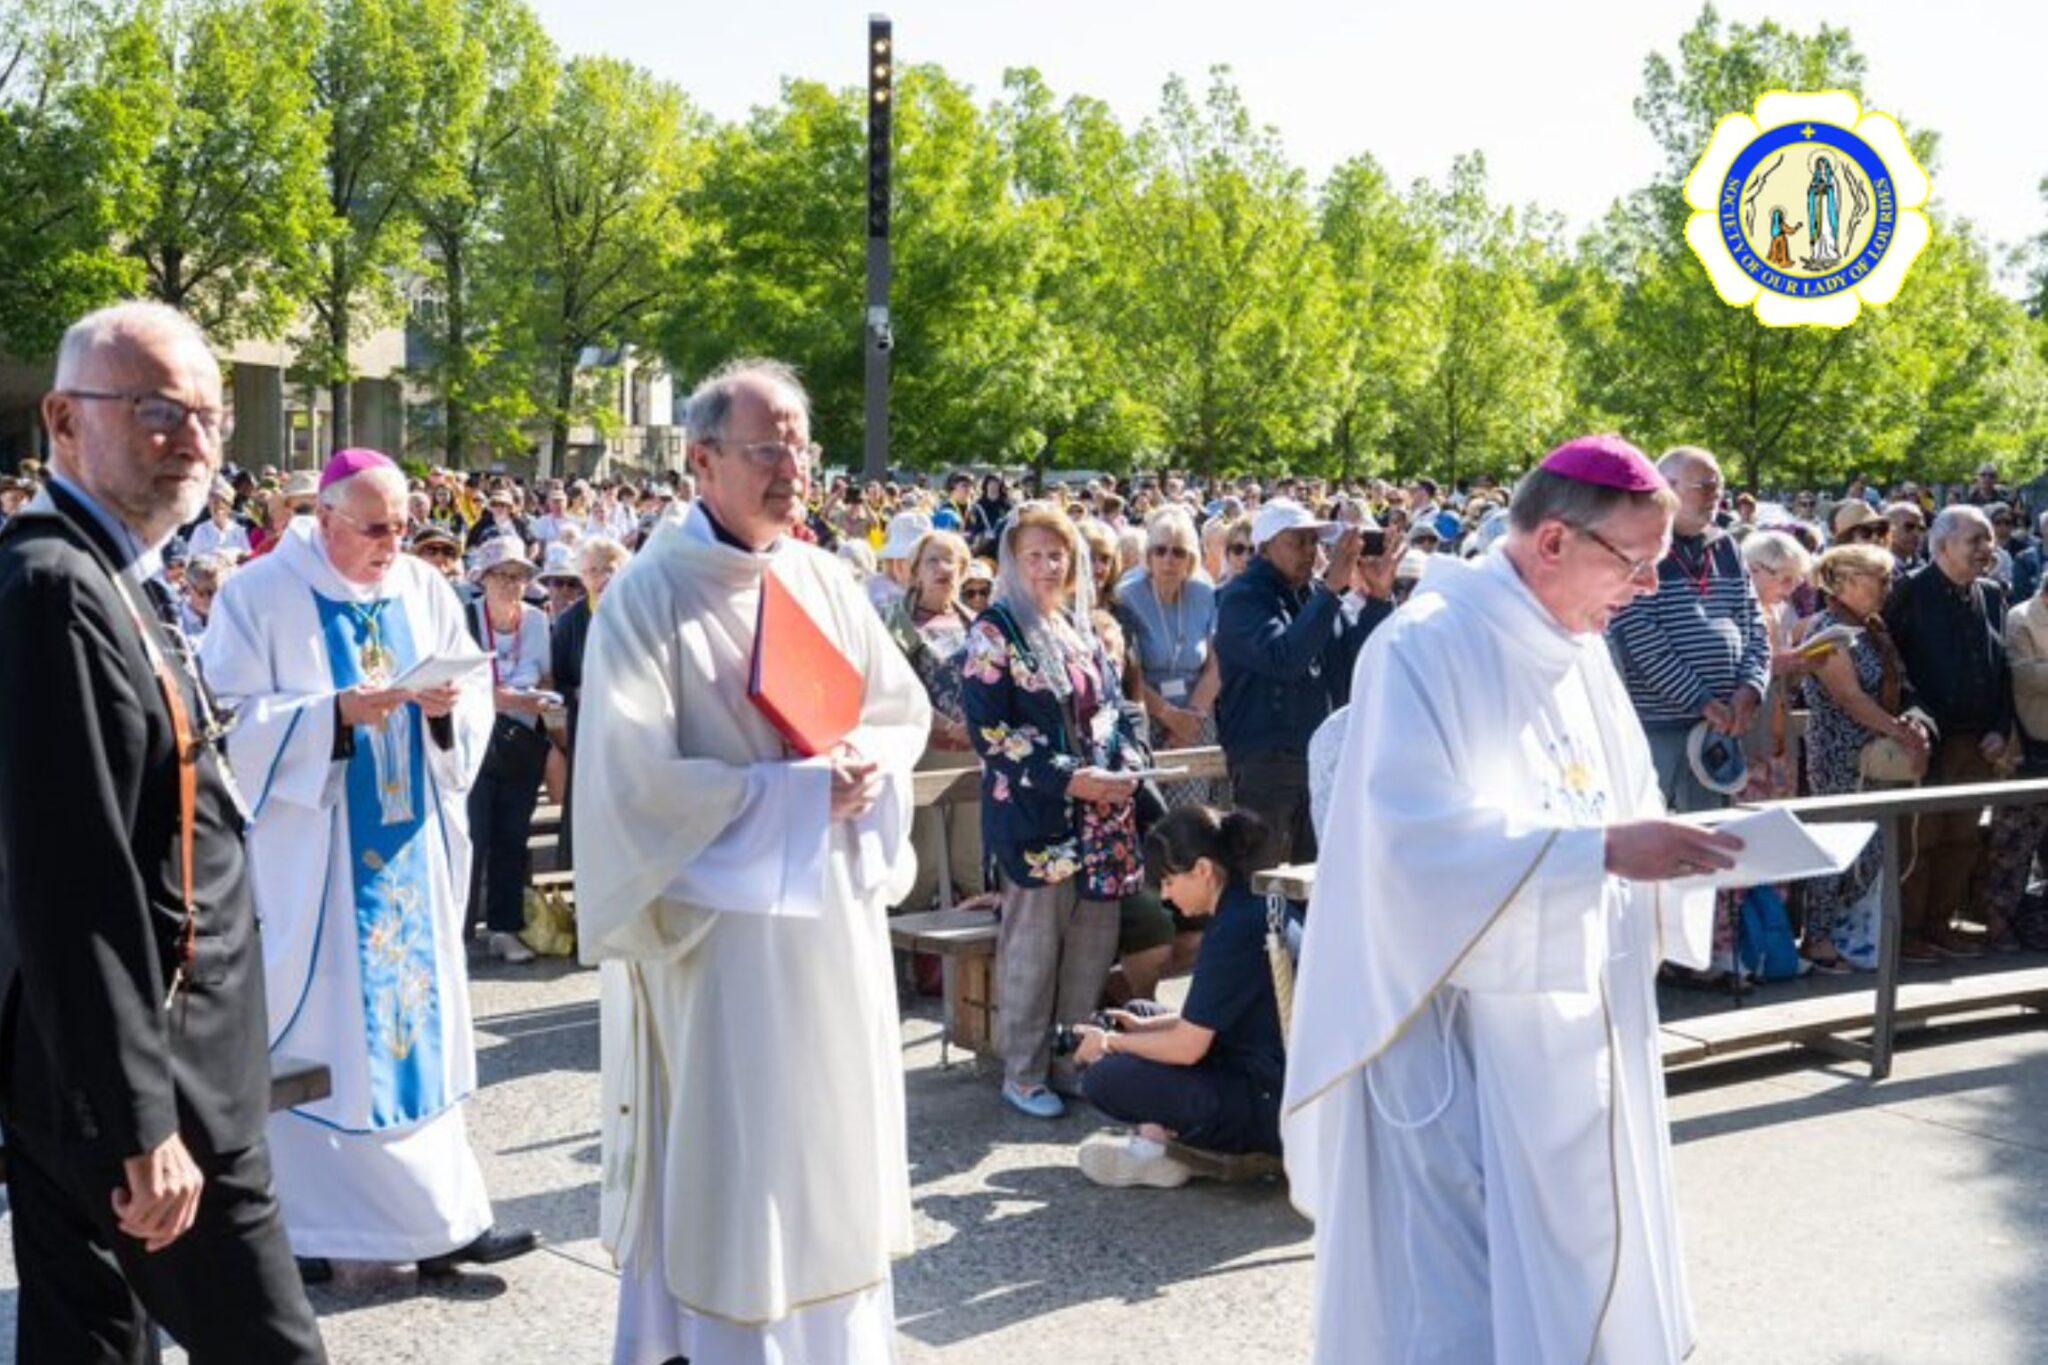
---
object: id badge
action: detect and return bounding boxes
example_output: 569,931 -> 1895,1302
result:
1160,677 -> 1189,703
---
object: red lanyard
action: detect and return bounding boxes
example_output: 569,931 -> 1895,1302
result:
1673,537 -> 1715,596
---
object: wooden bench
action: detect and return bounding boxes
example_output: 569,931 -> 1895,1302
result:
888,907 -> 1000,1067
0,1055 -> 332,1181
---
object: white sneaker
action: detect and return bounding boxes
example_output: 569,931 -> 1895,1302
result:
490,931 -> 536,964
1077,1133 -> 1191,1189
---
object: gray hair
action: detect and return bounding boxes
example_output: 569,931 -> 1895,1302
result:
1741,528 -> 1812,580
317,463 -> 407,509
1507,467 -> 1679,534
578,534 -> 631,578
53,301 -> 214,389
186,553 -> 233,594
684,358 -> 810,446
1656,444 -> 1720,482
1929,505 -> 1991,556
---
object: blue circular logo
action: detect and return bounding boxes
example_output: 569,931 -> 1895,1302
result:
1720,122 -> 1897,299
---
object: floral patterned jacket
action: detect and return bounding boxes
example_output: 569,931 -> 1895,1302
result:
961,602 -> 1146,898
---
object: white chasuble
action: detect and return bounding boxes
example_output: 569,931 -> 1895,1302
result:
1283,550 -> 1713,1365
574,505 -> 929,1364
200,519 -> 498,1260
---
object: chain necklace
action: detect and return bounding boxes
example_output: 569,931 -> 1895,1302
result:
349,599 -> 394,685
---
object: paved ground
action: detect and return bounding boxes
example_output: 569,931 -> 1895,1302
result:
6,949 -> 2048,1363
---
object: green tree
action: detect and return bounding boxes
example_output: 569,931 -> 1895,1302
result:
660,79 -> 866,462
112,0 -> 328,343
1318,152 -> 1436,479
498,54 -> 703,468
305,0 -> 457,450
0,0 -> 152,356
1591,8 -> 1887,491
1102,68 -> 1337,477
405,0 -> 554,465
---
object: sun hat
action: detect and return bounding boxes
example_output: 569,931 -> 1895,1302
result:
470,536 -> 538,582
1687,721 -> 1749,796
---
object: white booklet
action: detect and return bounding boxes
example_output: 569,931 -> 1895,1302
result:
387,648 -> 493,692
1675,806 -> 1875,889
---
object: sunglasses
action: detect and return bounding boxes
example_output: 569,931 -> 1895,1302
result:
1148,544 -> 1192,559
1842,524 -> 1889,544
1226,542 -> 1252,557
961,584 -> 992,602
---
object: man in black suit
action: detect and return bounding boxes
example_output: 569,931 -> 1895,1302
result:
0,302 -> 326,1363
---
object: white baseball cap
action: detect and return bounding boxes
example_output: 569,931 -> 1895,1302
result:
1249,497 -> 1336,549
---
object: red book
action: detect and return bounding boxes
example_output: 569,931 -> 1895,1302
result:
749,570 -> 862,757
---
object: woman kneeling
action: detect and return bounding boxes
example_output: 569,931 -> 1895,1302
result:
1068,804 -> 1287,1188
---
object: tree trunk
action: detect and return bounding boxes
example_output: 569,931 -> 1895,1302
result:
327,265 -> 353,453
443,240 -> 467,469
550,346 -> 576,479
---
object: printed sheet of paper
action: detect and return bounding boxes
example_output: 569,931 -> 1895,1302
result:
1676,805 -> 1875,889
387,648 -> 493,692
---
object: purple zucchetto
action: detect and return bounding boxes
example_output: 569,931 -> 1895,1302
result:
1537,435 -> 1665,493
319,447 -> 397,491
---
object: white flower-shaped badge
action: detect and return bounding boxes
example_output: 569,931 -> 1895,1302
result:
1683,91 -> 1931,328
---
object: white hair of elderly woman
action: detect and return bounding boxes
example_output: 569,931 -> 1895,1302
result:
1740,528 -> 1813,580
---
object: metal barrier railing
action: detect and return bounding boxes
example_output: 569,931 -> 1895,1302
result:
1251,776 -> 2048,1080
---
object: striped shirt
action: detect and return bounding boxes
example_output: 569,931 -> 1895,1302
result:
1606,532 -> 1770,726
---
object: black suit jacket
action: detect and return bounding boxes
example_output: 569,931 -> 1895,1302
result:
0,484 -> 269,1162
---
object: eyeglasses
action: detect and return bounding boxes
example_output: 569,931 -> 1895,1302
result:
1226,542 -> 1252,557
63,389 -> 232,440
1574,524 -> 1660,583
1841,524 -> 1890,544
414,544 -> 459,561
1680,477 -> 1725,495
961,584 -> 992,602
1148,544 -> 1192,560
328,507 -> 411,541
712,438 -> 820,470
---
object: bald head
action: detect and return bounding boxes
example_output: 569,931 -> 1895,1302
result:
43,301 -> 223,544
54,301 -> 217,394
1657,445 -> 1724,536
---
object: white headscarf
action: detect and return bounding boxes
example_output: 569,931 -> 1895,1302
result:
990,501 -> 1099,701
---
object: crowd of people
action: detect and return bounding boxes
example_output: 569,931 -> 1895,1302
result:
7,298 -> 2048,1365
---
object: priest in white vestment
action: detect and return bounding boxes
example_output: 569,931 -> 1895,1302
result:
575,361 -> 930,1365
1284,436 -> 1746,1365
199,449 -> 539,1275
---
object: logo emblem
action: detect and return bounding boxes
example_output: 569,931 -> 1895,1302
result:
1684,92 -> 1930,327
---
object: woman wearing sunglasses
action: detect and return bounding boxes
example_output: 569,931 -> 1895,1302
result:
1122,507 -> 1222,767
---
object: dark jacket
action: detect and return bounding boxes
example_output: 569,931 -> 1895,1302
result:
961,602 -> 1146,897
0,485 -> 270,1161
1884,562 -> 2013,741
550,596 -> 593,743
1213,555 -> 1385,757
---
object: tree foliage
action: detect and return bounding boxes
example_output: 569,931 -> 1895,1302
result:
6,0 -> 2048,489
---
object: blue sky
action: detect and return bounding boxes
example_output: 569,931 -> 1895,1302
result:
525,0 -> 2045,266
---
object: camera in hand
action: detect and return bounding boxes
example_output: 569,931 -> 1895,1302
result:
1050,1010 -> 1118,1058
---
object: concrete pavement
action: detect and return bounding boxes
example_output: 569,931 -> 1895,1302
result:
6,949 -> 2048,1363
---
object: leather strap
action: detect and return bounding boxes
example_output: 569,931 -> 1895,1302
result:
107,579 -> 200,1006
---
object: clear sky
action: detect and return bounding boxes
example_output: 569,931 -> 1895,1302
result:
524,0 -> 2044,263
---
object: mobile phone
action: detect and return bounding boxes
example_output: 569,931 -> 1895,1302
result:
1361,529 -> 1387,557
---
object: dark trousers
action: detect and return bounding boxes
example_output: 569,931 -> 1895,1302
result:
1229,750 -> 1315,871
1081,1052 -> 1281,1155
467,765 -> 540,934
3,1121 -> 325,1364
1900,733 -> 1994,938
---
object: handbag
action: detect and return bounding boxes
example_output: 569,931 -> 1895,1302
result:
1859,706 -> 1935,786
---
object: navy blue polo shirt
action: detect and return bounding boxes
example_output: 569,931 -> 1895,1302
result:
1181,883 -> 1286,1090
